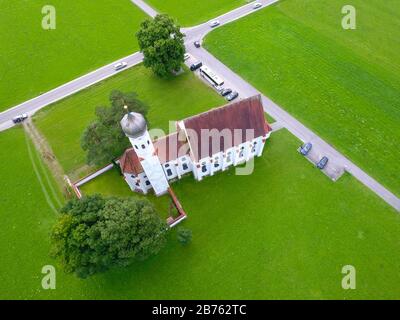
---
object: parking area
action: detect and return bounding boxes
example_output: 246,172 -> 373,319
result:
184,53 -> 242,101
298,144 -> 345,182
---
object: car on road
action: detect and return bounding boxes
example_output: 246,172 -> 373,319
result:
190,61 -> 203,71
114,62 -> 128,71
317,156 -> 329,169
194,41 -> 201,48
253,2 -> 262,9
220,88 -> 233,96
209,20 -> 220,28
300,142 -> 312,155
12,113 -> 28,124
226,91 -> 239,101
184,53 -> 191,61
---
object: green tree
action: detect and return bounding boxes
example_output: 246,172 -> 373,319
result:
51,195 -> 168,278
81,90 -> 148,166
177,226 -> 192,246
137,14 -> 185,78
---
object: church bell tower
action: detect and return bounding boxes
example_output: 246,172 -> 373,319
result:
120,107 -> 169,196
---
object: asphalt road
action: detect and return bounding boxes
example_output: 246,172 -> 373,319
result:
0,52 -> 144,131
1,0 -> 399,211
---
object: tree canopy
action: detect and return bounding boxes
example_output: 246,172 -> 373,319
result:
136,14 -> 185,78
81,90 -> 148,166
51,195 -> 168,278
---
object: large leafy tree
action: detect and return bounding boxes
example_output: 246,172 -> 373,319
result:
51,195 -> 168,278
81,90 -> 148,166
137,14 -> 185,78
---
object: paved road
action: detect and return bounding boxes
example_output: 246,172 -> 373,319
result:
0,52 -> 144,131
129,0 -> 158,18
1,0 -> 399,212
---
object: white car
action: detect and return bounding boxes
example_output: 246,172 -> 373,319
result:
114,62 -> 128,71
12,113 -> 28,124
253,2 -> 262,9
184,53 -> 191,61
209,20 -> 220,28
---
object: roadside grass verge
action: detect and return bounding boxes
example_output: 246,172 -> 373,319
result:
204,0 -> 400,196
0,0 -> 146,110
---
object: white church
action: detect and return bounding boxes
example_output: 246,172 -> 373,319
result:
119,95 -> 272,196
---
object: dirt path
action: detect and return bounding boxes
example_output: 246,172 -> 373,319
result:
23,120 -> 69,196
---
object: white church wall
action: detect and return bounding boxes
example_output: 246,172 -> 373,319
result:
210,152 -> 223,176
124,173 -> 137,191
140,172 -> 152,194
222,148 -> 235,171
163,162 -> 178,181
195,157 -> 211,181
234,143 -> 247,166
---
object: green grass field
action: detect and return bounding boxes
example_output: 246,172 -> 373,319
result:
145,0 -> 247,26
204,0 -> 400,197
0,0 -> 146,111
33,65 -> 224,175
1,128 -> 399,299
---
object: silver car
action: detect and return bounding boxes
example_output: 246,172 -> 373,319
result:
209,20 -> 220,28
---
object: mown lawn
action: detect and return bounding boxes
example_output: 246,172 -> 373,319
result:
0,0 -> 146,111
204,0 -> 400,196
33,64 -> 224,175
145,0 -> 247,26
1,128 -> 399,299
80,169 -> 173,220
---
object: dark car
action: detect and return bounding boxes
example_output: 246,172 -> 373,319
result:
220,88 -> 232,96
226,91 -> 239,101
300,142 -> 312,156
12,113 -> 28,124
194,41 -> 201,48
317,156 -> 329,169
190,61 -> 203,71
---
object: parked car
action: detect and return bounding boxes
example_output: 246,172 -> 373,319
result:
300,142 -> 312,155
184,53 -> 191,61
190,61 -> 203,71
220,88 -> 233,96
114,62 -> 127,71
317,156 -> 329,169
226,91 -> 239,101
194,41 -> 201,48
209,20 -> 220,28
253,2 -> 262,9
12,113 -> 28,124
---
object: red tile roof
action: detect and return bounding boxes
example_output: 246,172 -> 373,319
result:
119,148 -> 143,175
153,132 -> 190,164
183,95 -> 271,161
